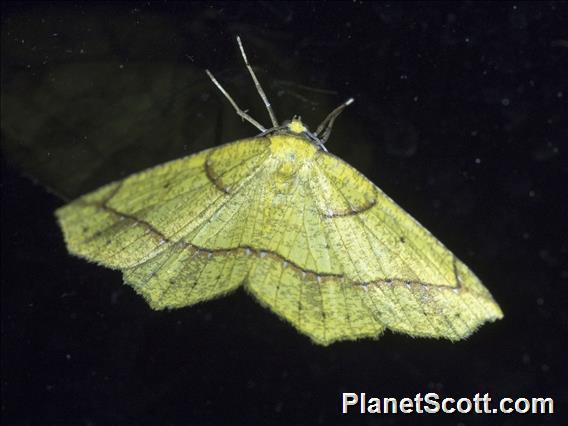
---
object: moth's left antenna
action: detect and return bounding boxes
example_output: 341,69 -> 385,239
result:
205,69 -> 267,132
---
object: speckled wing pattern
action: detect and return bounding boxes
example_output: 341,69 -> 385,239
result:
56,135 -> 503,345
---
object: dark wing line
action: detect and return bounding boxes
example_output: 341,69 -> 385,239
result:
100,139 -> 269,218
369,190 -> 459,286
314,160 -> 423,282
75,147 -> 272,266
116,146 -> 270,214
318,150 -> 456,286
311,162 -> 387,282
339,182 -> 456,289
204,139 -> 270,193
322,199 -> 377,218
81,171 -> 496,306
88,201 -> 498,303
205,160 -> 230,193
184,150 -> 274,248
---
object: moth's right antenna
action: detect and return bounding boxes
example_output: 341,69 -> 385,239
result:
237,36 -> 279,128
315,98 -> 354,144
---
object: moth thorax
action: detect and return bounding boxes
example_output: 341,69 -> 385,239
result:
269,134 -> 317,179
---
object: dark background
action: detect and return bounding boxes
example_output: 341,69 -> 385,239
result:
2,1 -> 566,425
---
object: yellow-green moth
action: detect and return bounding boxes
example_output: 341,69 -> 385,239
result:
56,37 -> 503,345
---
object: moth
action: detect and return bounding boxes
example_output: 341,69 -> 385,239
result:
57,37 -> 502,345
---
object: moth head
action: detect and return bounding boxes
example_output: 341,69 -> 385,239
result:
284,116 -> 309,134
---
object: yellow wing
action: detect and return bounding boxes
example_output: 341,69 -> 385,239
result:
307,151 -> 503,340
56,134 -> 502,345
56,137 -> 270,304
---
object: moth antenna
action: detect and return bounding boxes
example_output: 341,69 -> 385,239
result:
315,98 -> 354,144
237,36 -> 279,128
205,69 -> 267,132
